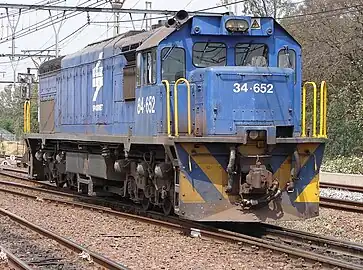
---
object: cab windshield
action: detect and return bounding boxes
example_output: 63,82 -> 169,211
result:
193,42 -> 226,67
235,43 -> 268,67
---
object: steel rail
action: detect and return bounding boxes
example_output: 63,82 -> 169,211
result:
259,224 -> 363,260
0,178 -> 362,269
320,182 -> 363,193
0,179 -> 85,198
0,168 -> 28,180
0,207 -> 129,270
320,196 -> 363,213
0,245 -> 33,270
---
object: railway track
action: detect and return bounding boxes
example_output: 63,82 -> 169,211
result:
0,207 -> 129,270
320,182 -> 363,213
320,197 -> 363,213
0,169 -> 363,269
320,182 -> 363,193
3,165 -> 363,214
0,245 -> 32,270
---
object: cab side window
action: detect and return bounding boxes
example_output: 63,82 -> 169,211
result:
161,47 -> 186,83
278,49 -> 296,83
278,49 -> 296,70
137,49 -> 157,86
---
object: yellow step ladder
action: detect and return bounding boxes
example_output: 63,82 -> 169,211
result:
302,81 -> 327,138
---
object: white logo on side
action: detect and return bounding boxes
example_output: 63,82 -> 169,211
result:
92,52 -> 104,112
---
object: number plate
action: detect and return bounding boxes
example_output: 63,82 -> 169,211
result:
137,96 -> 156,114
233,83 -> 274,94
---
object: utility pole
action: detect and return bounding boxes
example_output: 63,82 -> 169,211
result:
220,0 -> 238,15
5,8 -> 21,92
109,0 -> 125,36
145,1 -> 152,31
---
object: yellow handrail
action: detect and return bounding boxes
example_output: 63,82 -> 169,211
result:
302,82 -> 317,137
319,81 -> 328,138
174,78 -> 191,137
23,100 -> 31,133
162,80 -> 171,136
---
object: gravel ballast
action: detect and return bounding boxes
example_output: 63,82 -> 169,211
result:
271,207 -> 363,244
0,215 -> 97,269
320,187 -> 363,203
0,190 -> 331,270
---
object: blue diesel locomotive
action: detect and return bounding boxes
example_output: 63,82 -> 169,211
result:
25,10 -> 328,222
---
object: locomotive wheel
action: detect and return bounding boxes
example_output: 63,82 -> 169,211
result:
65,172 -> 77,190
162,197 -> 173,216
141,196 -> 152,211
55,172 -> 67,188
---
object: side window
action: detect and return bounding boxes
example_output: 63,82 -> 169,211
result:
140,49 -> 157,86
236,44 -> 268,67
161,47 -> 186,83
193,42 -> 226,67
123,51 -> 137,100
136,53 -> 141,86
278,48 -> 296,83
278,49 -> 296,69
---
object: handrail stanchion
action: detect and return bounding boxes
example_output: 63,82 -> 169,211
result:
302,84 -> 307,137
174,78 -> 191,137
322,81 -> 328,138
302,82 -> 317,137
319,81 -> 324,138
162,80 -> 171,136
319,81 -> 328,138
23,100 -> 31,133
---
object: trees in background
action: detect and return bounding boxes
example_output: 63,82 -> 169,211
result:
241,0 -> 295,18
0,84 -> 38,139
282,0 -> 363,157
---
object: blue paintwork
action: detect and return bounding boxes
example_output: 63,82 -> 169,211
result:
39,15 -> 302,140
190,16 -> 274,36
190,66 -> 296,136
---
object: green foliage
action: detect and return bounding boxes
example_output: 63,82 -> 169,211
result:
0,84 -> 39,139
322,156 -> 363,175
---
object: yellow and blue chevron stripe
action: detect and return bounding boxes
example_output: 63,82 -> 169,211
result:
176,142 -> 325,207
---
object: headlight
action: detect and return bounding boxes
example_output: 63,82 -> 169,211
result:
225,19 -> 249,32
249,130 -> 259,140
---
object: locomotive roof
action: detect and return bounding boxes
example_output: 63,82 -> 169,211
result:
39,14 -> 299,74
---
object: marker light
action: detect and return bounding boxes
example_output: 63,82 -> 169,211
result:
225,19 -> 249,32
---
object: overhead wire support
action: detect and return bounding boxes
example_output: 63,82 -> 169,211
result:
0,3 -> 220,16
21,50 -> 57,69
6,7 -> 21,92
110,0 -> 124,36
49,10 -> 66,57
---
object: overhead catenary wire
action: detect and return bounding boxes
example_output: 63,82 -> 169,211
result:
0,0 -> 107,44
279,2 -> 363,20
0,0 -> 108,66
0,0 -> 65,20
0,0 -> 346,68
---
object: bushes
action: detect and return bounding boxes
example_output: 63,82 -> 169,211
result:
321,156 -> 363,175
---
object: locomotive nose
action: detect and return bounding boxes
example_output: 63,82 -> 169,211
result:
197,66 -> 295,140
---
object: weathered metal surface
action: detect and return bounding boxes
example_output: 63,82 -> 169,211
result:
136,27 -> 175,51
39,100 -> 55,133
176,141 -> 324,222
